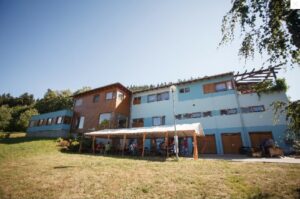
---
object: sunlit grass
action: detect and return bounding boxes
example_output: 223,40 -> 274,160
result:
0,133 -> 299,199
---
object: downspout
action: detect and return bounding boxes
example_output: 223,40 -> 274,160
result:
233,80 -> 249,147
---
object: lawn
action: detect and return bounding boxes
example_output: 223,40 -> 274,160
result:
0,133 -> 299,199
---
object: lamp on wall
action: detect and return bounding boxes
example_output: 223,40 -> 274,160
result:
170,85 -> 179,160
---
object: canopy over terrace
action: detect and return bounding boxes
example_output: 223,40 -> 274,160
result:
84,123 -> 204,160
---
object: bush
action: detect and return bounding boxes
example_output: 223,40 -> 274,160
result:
68,140 -> 80,152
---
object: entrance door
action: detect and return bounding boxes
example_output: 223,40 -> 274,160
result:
249,132 -> 273,148
222,133 -> 242,154
198,135 -> 217,154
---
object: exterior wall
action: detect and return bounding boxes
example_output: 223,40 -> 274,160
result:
131,74 -> 290,154
72,86 -> 131,134
27,109 -> 73,138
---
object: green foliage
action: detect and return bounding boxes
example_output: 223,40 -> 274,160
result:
34,89 -> 73,114
272,100 -> 300,152
0,106 -> 12,131
17,108 -> 38,131
0,92 -> 35,107
253,78 -> 288,96
220,0 -> 300,66
73,86 -> 92,95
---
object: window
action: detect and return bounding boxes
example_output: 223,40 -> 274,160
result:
241,107 -> 250,113
250,105 -> 265,112
157,92 -> 169,101
118,92 -> 124,100
215,82 -> 227,92
38,119 -> 44,126
191,112 -> 202,118
57,116 -> 63,124
133,97 -> 141,105
47,118 -> 52,125
183,113 -> 192,119
99,113 -> 111,128
179,87 -> 190,93
93,95 -> 100,103
51,117 -> 57,125
152,116 -> 165,126
78,116 -> 85,129
241,105 -> 265,113
204,80 -> 234,94
203,111 -> 212,117
175,114 -> 182,120
106,92 -> 113,100
147,94 -> 157,103
74,99 -> 83,106
132,118 -> 144,127
220,108 -> 238,115
63,116 -> 71,124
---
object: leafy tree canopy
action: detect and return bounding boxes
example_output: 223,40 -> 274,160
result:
73,86 -> 92,95
34,89 -> 73,114
220,0 -> 300,66
0,105 -> 12,131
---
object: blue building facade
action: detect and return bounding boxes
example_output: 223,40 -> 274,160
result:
27,109 -> 73,138
131,73 -> 291,155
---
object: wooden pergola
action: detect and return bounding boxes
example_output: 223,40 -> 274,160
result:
84,123 -> 204,160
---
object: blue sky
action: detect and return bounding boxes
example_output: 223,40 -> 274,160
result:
0,0 -> 299,100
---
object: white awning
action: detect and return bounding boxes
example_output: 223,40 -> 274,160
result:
84,123 -> 204,138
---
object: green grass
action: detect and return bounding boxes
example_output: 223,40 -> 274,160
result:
0,133 -> 300,199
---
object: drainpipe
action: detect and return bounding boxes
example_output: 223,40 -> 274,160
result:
233,81 -> 249,147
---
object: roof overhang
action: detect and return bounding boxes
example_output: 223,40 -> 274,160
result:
84,123 -> 204,139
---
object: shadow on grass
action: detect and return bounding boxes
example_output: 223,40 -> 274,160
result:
59,149 -> 184,162
53,165 -> 77,169
0,136 -> 56,144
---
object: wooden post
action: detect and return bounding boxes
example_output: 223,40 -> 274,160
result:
142,133 -> 146,157
92,136 -> 95,154
165,132 -> 169,158
79,133 -> 84,153
193,132 -> 198,160
122,134 -> 126,156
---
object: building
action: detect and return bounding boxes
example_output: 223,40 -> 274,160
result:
27,66 -> 290,155
71,83 -> 131,134
27,109 -> 73,138
130,71 -> 289,155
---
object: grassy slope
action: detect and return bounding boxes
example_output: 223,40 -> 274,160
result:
0,133 -> 299,199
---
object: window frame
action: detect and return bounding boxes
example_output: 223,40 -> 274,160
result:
147,94 -> 157,103
93,94 -> 100,103
152,116 -> 165,126
203,111 -> 212,117
133,96 -> 141,105
179,87 -> 190,93
74,98 -> 83,107
157,92 -> 169,101
132,118 -> 144,127
56,116 -> 63,124
105,92 -> 113,100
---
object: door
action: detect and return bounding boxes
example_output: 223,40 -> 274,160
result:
198,135 -> 217,154
249,132 -> 273,148
222,133 -> 242,154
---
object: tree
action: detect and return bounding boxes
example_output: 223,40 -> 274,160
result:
0,106 -> 12,131
220,0 -> 300,66
35,89 -> 73,114
17,108 -> 38,131
73,86 -> 92,95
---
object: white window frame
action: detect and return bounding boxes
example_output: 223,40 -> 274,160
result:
75,99 -> 83,106
106,92 -> 113,100
78,116 -> 85,129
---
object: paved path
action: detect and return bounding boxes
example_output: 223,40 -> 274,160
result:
200,155 -> 300,164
